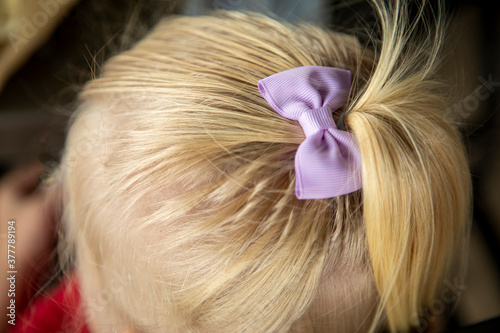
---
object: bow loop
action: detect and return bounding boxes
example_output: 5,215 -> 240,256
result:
257,66 -> 351,120
258,65 -> 362,199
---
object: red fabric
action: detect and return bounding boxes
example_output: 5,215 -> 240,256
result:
9,276 -> 90,333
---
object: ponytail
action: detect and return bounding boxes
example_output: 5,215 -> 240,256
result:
347,1 -> 471,331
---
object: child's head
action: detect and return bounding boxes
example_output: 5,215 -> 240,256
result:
59,3 -> 471,333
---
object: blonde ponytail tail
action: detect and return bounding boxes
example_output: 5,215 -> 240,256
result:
347,1 -> 471,331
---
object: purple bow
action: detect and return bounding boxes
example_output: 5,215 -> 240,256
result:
258,65 -> 362,199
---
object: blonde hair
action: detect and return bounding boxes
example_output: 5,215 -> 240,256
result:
58,1 -> 471,332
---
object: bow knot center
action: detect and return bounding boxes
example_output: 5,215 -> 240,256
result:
298,106 -> 336,138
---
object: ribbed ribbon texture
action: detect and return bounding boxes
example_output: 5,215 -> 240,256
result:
258,65 -> 362,199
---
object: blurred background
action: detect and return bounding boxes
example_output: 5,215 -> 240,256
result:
0,0 -> 499,331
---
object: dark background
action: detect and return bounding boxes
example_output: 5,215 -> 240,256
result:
0,0 -> 499,331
